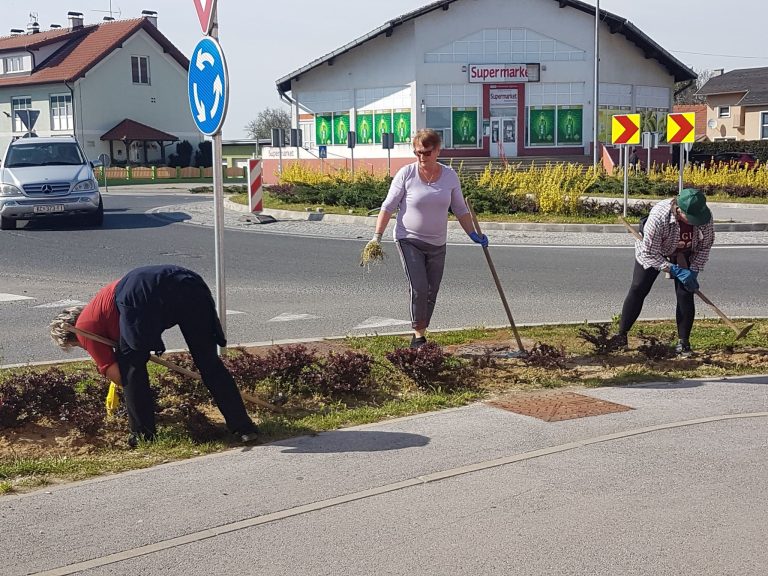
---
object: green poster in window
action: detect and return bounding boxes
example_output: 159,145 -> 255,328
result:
315,115 -> 332,146
530,108 -> 555,145
356,113 -> 374,144
393,110 -> 411,143
452,108 -> 478,147
374,110 -> 392,144
333,113 -> 350,145
557,107 -> 582,144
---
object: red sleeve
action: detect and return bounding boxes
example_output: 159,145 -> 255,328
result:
75,280 -> 120,375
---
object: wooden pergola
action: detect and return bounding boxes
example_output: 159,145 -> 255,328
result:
101,118 -> 178,165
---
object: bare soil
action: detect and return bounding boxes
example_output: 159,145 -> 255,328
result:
3,337 -> 767,460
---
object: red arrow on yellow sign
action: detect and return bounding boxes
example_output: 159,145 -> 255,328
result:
667,112 -> 695,143
611,114 -> 640,145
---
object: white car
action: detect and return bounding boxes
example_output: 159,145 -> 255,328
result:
0,136 -> 103,230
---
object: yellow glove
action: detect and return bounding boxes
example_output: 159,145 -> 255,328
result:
105,381 -> 120,417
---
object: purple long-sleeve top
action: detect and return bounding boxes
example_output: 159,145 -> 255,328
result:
380,162 -> 469,246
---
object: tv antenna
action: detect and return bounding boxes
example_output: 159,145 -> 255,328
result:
92,1 -> 122,19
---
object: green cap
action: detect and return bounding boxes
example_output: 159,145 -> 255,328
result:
677,188 -> 712,226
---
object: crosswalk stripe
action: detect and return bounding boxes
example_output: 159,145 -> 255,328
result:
33,299 -> 88,309
353,316 -> 411,329
0,293 -> 34,302
268,313 -> 319,322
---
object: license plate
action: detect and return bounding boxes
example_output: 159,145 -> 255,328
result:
34,204 -> 65,214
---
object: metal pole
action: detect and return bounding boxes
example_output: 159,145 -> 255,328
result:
646,144 -> 651,175
351,147 -> 355,179
623,145 -> 629,217
387,147 -> 391,177
592,0 -> 600,167
678,145 -> 684,193
278,144 -> 283,176
211,8 -> 227,342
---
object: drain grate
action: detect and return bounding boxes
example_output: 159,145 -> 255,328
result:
487,391 -> 632,422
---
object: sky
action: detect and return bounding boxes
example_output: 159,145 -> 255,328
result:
4,0 -> 766,139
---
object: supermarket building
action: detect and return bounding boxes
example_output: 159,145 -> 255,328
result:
264,0 -> 695,181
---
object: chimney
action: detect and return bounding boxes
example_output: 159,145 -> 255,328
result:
713,68 -> 725,77
141,10 -> 158,27
50,24 -> 62,29
27,21 -> 41,34
103,16 -> 115,22
10,29 -> 24,36
67,11 -> 84,29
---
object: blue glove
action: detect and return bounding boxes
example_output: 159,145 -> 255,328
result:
670,265 -> 699,292
469,231 -> 489,248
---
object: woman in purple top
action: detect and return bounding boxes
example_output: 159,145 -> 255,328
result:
366,129 -> 488,348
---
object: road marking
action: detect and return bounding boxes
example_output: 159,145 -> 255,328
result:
353,316 -> 411,329
268,313 -> 319,322
29,411 -> 768,576
225,309 -> 245,315
33,299 -> 88,309
0,293 -> 34,302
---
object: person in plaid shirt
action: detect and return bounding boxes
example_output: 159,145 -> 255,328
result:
614,188 -> 715,356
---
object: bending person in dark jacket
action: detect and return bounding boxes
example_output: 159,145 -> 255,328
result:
50,265 -> 259,446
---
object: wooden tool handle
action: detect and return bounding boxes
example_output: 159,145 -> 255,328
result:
65,325 -> 282,412
465,199 -> 525,353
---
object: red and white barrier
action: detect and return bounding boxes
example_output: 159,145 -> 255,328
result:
247,159 -> 263,214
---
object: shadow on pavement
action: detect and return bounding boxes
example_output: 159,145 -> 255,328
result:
274,430 -> 430,453
17,211 -> 191,231
628,379 -> 704,389
719,375 -> 768,385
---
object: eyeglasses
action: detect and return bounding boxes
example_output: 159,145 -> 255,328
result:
414,149 -> 434,157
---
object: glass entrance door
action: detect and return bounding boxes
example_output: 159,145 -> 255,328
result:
490,116 -> 517,158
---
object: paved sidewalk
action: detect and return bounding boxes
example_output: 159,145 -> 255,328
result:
3,374 -> 767,575
145,194 -> 768,246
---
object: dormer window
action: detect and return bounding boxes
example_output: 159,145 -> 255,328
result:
4,56 -> 24,73
131,55 -> 150,85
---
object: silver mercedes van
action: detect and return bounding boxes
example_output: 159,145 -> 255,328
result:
0,136 -> 103,230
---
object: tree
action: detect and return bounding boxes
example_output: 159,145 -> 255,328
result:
674,68 -> 714,105
194,141 -> 212,167
244,107 -> 291,140
167,140 -> 193,167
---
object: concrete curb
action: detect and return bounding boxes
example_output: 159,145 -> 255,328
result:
223,197 -> 768,233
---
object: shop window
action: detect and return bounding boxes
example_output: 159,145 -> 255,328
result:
452,108 -> 479,148
718,106 -> 730,118
426,107 -> 451,147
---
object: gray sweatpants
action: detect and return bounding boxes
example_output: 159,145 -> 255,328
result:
395,238 -> 447,331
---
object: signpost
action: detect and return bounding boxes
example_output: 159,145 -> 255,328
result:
667,112 -> 695,193
611,113 -> 640,216
188,0 -> 229,340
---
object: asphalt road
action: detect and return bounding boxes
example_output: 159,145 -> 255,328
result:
1,190 -> 766,365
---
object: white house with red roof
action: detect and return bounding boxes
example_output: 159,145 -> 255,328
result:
0,11 -> 202,165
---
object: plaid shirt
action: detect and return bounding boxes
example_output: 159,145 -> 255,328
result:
635,198 -> 715,272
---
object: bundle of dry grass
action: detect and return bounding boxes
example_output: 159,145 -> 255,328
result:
360,240 -> 385,269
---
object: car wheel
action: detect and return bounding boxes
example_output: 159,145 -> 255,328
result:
84,196 -> 104,227
0,216 -> 16,230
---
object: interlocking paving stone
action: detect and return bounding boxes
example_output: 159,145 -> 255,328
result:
487,390 -> 633,422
